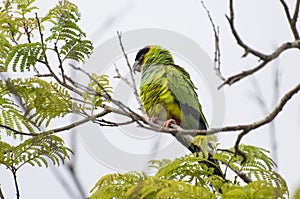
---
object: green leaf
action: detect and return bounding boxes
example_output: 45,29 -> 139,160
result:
5,78 -> 72,127
0,80 -> 37,137
83,73 -> 112,109
0,134 -> 72,170
5,43 -> 43,72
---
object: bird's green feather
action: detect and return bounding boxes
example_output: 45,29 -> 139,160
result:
140,46 -> 207,130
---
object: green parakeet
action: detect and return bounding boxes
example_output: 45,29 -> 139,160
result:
133,45 -> 224,178
133,45 -> 213,154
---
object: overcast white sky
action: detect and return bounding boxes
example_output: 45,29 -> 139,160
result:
1,0 -> 300,198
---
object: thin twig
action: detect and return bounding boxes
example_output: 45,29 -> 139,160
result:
22,19 -> 31,44
49,110 -> 111,134
116,31 -> 147,116
54,42 -> 66,82
69,63 -> 145,124
114,64 -> 134,89
0,110 -> 111,137
0,124 -> 34,136
0,185 -> 6,199
279,0 -> 300,40
12,170 -> 20,199
200,0 -> 225,81
36,13 -> 83,97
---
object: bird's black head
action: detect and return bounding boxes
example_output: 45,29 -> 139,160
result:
135,46 -> 151,62
133,45 -> 174,73
133,46 -> 150,72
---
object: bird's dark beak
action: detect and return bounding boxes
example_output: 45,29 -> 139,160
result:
133,60 -> 141,73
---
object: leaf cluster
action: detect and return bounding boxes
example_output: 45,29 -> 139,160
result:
1,0 -> 93,72
45,0 -> 93,63
89,145 -> 289,199
0,77 -> 72,137
82,73 -> 112,109
0,2 -> 95,196
0,134 -> 72,172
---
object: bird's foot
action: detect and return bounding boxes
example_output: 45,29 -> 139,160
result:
163,119 -> 177,127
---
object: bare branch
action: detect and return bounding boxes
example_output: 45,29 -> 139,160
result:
0,185 -> 5,199
168,82 -> 300,137
0,109 -> 111,137
219,60 -> 268,88
36,13 -> 83,97
68,64 -> 144,123
219,0 -> 299,88
219,41 -> 300,88
50,110 -> 111,134
224,160 -> 251,183
233,82 -> 300,157
54,42 -> 66,82
116,31 -> 147,116
226,0 -> 268,59
114,64 -> 135,89
250,71 -> 279,164
200,0 -> 225,81
12,170 -> 20,199
279,0 -> 300,40
293,0 -> 300,28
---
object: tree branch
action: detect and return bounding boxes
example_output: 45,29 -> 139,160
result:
114,64 -> 135,89
226,0 -> 268,59
200,0 -> 225,81
219,0 -> 300,88
12,169 -> 20,199
117,31 -> 148,116
0,185 -> 6,199
0,124 -> 34,136
156,82 -> 300,138
219,40 -> 300,88
279,0 -> 300,40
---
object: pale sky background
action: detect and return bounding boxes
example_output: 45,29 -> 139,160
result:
1,0 -> 300,198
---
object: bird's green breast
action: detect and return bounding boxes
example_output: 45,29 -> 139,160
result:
140,64 -> 207,130
140,64 -> 181,122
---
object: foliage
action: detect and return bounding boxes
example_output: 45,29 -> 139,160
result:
0,134 -> 72,171
293,186 -> 300,199
0,80 -> 36,138
0,0 -> 99,198
214,145 -> 282,183
89,172 -> 147,199
82,73 -> 112,109
89,145 -> 289,199
44,0 -> 93,63
1,0 -> 93,72
5,77 -> 72,126
0,34 -> 12,71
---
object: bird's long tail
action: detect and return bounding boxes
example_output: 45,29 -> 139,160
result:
173,132 -> 225,179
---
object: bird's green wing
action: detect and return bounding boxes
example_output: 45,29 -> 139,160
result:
140,63 -> 207,130
166,64 -> 208,130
